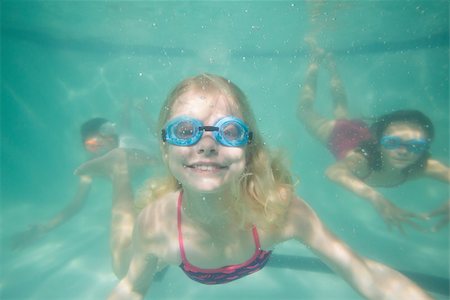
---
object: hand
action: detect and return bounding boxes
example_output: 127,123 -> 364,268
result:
11,223 -> 49,250
422,200 -> 449,232
373,198 -> 426,233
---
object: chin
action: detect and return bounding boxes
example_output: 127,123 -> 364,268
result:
185,178 -> 233,193
390,159 -> 415,170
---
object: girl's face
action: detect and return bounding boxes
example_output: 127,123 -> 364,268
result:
164,89 -> 247,194
380,121 -> 428,170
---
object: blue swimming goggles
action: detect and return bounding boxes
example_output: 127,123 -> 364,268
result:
380,135 -> 428,154
162,116 -> 253,147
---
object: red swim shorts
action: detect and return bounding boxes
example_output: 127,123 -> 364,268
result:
327,119 -> 371,160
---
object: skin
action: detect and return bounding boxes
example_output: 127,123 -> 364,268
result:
82,147 -> 136,278
10,136 -> 118,251
12,103 -> 158,278
326,122 -> 449,232
12,134 -> 135,278
298,41 -> 450,232
109,86 -> 432,300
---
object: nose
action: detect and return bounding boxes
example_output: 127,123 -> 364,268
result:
196,132 -> 218,156
396,145 -> 410,155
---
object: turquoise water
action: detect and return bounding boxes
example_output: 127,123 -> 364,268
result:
1,1 -> 449,299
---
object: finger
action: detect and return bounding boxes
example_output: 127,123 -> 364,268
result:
432,219 -> 449,232
418,212 -> 431,220
392,213 -> 428,231
429,210 -> 447,218
395,221 -> 405,235
403,219 -> 427,231
400,211 -> 426,220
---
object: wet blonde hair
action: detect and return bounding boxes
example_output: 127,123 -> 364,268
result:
136,73 -> 294,228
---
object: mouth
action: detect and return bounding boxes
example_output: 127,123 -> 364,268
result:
390,157 -> 413,165
185,163 -> 228,172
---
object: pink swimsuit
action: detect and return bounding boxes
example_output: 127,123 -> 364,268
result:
327,119 -> 371,159
177,191 -> 272,284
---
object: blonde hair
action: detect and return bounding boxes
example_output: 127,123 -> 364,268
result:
136,73 -> 294,228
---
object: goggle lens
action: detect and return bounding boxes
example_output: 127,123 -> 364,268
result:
173,121 -> 197,139
84,137 -> 102,152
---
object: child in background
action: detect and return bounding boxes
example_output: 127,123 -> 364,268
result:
12,100 -> 160,278
297,41 -> 449,233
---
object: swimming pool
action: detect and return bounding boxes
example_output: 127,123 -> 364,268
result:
1,1 -> 448,299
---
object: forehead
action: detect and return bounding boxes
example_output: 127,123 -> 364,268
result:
384,121 -> 426,139
170,89 -> 241,121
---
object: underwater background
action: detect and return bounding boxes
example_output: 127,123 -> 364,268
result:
1,1 -> 449,299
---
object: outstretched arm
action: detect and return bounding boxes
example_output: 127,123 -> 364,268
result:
325,152 -> 424,232
423,158 -> 450,183
109,251 -> 160,300
11,175 -> 92,250
108,205 -> 166,300
422,159 -> 450,231
288,197 -> 432,300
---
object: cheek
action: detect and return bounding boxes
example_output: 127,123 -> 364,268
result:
407,153 -> 422,164
381,148 -> 421,167
380,148 -> 394,159
166,147 -> 189,174
225,149 -> 247,174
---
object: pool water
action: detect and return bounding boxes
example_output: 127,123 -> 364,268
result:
1,1 -> 448,299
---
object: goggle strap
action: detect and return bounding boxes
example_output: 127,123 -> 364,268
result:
248,132 -> 253,143
201,126 -> 219,132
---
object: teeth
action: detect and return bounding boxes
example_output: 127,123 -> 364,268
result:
193,165 -> 219,171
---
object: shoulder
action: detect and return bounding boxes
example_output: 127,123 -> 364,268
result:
136,191 -> 179,242
344,149 -> 370,165
271,195 -> 324,243
134,190 -> 181,264
422,158 -> 450,182
274,195 -> 346,252
327,150 -> 371,178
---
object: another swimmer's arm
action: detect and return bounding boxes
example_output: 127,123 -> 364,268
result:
423,158 -> 450,183
109,208 -> 163,300
42,175 -> 92,231
325,152 -> 422,231
11,176 -> 92,250
325,152 -> 385,206
288,197 -> 432,300
422,159 -> 450,231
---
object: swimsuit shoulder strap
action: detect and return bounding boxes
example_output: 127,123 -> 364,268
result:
251,225 -> 262,250
177,190 -> 188,262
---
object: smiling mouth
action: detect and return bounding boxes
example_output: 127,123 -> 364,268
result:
391,157 -> 412,164
186,163 -> 228,172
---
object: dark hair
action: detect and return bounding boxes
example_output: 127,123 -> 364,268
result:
80,117 -> 109,143
358,110 -> 434,175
